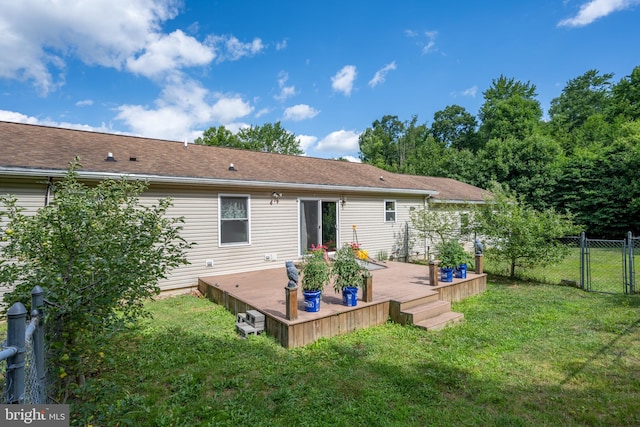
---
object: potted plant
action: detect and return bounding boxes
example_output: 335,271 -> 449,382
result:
331,243 -> 365,306
300,245 -> 330,312
435,240 -> 472,282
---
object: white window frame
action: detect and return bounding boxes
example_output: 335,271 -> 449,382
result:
384,199 -> 397,223
218,194 -> 251,246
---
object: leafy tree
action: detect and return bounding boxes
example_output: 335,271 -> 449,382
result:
410,205 -> 467,248
548,69 -> 613,147
194,125 -> 241,147
397,116 -> 430,174
570,114 -> 617,149
431,104 -> 480,151
474,185 -> 582,278
358,115 -> 405,171
236,121 -> 303,155
436,148 -> 479,185
552,120 -> 640,237
475,133 -> 563,210
478,75 -> 542,142
0,161 -> 192,401
609,66 -> 640,122
411,134 -> 448,177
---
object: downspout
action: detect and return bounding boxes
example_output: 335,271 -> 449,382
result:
44,177 -> 53,206
424,195 -> 431,260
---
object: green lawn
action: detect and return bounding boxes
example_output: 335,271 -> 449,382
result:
67,277 -> 640,426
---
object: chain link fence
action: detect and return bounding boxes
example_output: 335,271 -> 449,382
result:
631,236 -> 639,294
584,238 -> 627,294
481,236 -> 582,286
0,286 -> 46,404
480,233 -> 638,294
395,217 -> 637,294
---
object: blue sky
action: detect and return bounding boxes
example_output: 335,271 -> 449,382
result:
1,0 -> 639,160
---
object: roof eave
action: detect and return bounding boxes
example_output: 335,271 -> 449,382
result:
430,198 -> 486,205
0,167 -> 439,196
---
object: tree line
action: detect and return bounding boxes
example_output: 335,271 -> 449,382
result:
197,66 -> 640,238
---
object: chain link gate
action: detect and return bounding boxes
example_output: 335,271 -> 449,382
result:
580,232 -> 636,294
630,233 -> 639,294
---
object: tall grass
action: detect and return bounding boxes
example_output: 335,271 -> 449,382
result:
64,279 -> 640,426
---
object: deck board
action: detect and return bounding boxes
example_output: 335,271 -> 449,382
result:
199,260 -> 486,348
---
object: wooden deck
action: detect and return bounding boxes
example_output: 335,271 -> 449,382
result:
198,261 -> 486,348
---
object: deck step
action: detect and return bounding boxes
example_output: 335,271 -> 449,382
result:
398,293 -> 440,311
413,311 -> 464,331
401,300 -> 451,323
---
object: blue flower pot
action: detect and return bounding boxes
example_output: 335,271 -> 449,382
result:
454,263 -> 467,279
303,290 -> 322,312
440,267 -> 454,282
342,286 -> 358,306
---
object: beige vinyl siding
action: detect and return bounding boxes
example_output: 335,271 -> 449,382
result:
0,177 -> 48,213
0,175 -> 438,294
144,184 -> 301,291
338,194 -> 426,261
0,177 -> 49,301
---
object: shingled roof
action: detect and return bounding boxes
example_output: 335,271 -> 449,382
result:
0,121 -> 487,201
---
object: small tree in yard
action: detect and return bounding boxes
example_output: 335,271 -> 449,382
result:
410,205 -> 470,259
474,184 -> 582,278
0,160 -> 193,402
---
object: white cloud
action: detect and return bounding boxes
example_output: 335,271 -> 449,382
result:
450,85 -> 478,98
115,76 -> 253,140
0,109 -> 115,133
0,110 -> 40,124
126,29 -> 215,78
405,29 -> 438,54
283,104 -> 319,121
223,122 -> 250,134
316,129 -> 360,152
0,0 -> 182,94
297,134 -> 318,152
275,71 -> 296,101
75,99 -> 94,107
209,35 -> 264,62
331,65 -> 357,96
343,155 -> 361,163
255,107 -> 270,118
461,86 -> 478,97
0,0 -> 265,95
558,0 -> 640,27
423,31 -> 438,54
276,39 -> 288,50
369,61 -> 397,87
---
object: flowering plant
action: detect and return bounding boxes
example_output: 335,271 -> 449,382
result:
349,242 -> 369,261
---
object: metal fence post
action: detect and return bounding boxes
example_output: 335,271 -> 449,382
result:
31,285 -> 46,403
629,231 -> 635,294
580,232 -> 586,290
5,302 -> 27,404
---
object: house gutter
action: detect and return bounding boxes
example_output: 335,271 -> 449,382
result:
430,199 -> 486,205
0,167 -> 439,197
